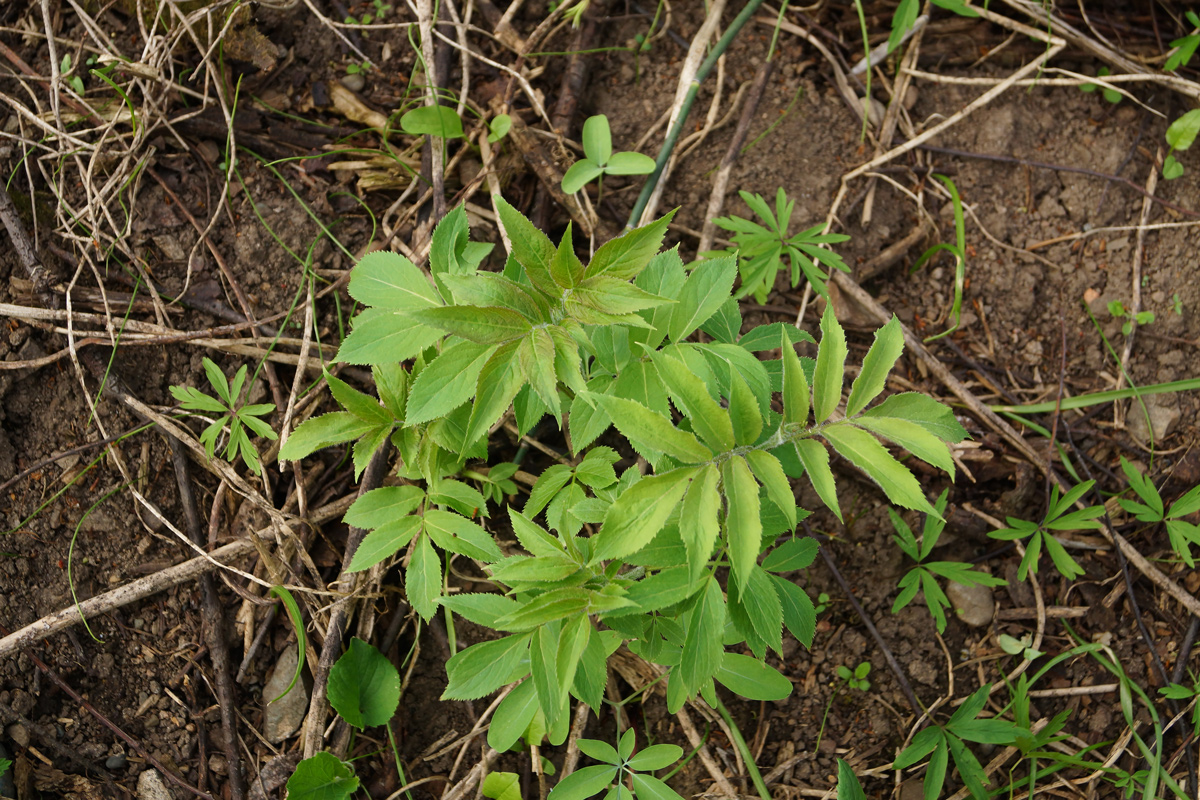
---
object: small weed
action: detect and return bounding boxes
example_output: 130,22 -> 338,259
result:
1164,11 -> 1200,71
1080,66 -> 1122,104
169,357 -> 277,475
836,661 -> 872,692
542,730 -> 686,800
60,53 -> 84,95
710,187 -> 850,302
345,0 -> 391,29
1160,671 -> 1200,738
1107,300 -> 1155,335
988,480 -> 1104,580
814,591 -> 831,615
1116,457 -> 1200,566
561,114 -> 654,198
1162,108 -> 1200,179
1173,292 -> 1184,315
345,61 -> 370,76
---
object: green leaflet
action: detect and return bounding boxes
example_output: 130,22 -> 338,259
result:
439,273 -> 549,322
407,534 -> 442,620
821,425 -> 936,514
429,205 -> 490,283
588,393 -> 712,464
440,593 -> 522,630
424,509 -> 504,562
443,633 -> 531,700
337,307 -> 445,365
406,340 -> 497,425
736,565 -> 783,656
679,463 -> 721,582
632,247 -> 687,351
280,412 -> 379,461
372,363 -> 408,420
347,250 -> 441,311
465,339 -> 527,446
722,455 -> 762,594
649,350 -> 734,453
854,416 -> 956,478
509,508 -> 565,557
793,438 -> 841,521
327,637 -> 401,729
496,588 -> 590,631
524,328 -> 561,421
586,209 -> 675,280
781,329 -> 811,426
679,578 -> 725,696
327,372 -> 392,426
728,368 -> 763,445
412,305 -> 532,344
487,679 -> 538,752
531,625 -> 564,727
495,196 -> 558,295
770,574 -> 816,647
715,652 -> 792,701
572,276 -> 673,315
347,516 -> 421,572
746,450 -> 796,529
344,485 -> 425,529
812,304 -> 847,423
846,315 -> 903,416
861,392 -> 968,442
589,468 -> 696,564
700,297 -> 742,344
668,254 -> 738,343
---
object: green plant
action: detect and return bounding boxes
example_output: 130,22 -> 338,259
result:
400,105 -> 464,139
1080,67 -> 1122,104
1173,292 -> 1184,315
0,758 -> 10,779
541,730 -> 686,800
836,758 -> 866,800
488,113 -> 512,144
279,197 -> 965,790
836,660 -> 872,692
890,489 -> 1006,633
562,115 -> 655,197
909,175 -> 967,342
1107,300 -> 1155,335
814,591 -> 831,614
345,0 -> 390,28
1162,108 -> 1200,179
988,480 -> 1105,581
1165,11 -> 1200,71
170,357 -> 277,475
61,53 -> 84,95
1116,457 -> 1200,566
711,188 -> 850,303
345,61 -> 370,76
1160,671 -> 1200,738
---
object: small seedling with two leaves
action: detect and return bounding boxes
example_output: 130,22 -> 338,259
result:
561,115 -> 655,197
1080,67 -> 1122,104
1107,300 -> 1155,335
170,357 -> 276,475
890,489 -> 1006,633
837,661 -> 872,692
1163,108 -> 1200,179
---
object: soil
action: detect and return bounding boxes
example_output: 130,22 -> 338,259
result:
2,2 -> 1199,800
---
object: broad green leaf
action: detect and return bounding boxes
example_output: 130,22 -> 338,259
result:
582,114 -> 612,164
509,508 -> 565,557
700,297 -> 742,343
650,351 -> 734,453
722,455 -> 762,594
524,328 -> 561,420
762,536 -> 819,573
668,255 -> 738,342
406,341 -> 497,424
611,566 -> 698,614
846,316 -> 903,416
568,378 -> 613,453
345,485 -> 425,529
629,774 -> 685,800
572,628 -> 612,710
728,369 -> 763,445
781,330 -> 811,426
564,299 -> 654,329
633,246 -> 687,350
280,412 -> 378,460
562,161 -> 604,194
734,566 -> 783,655
812,304 -> 847,423
286,752 -> 359,800
412,306 -> 532,344
605,151 -> 656,175
822,425 -> 936,514
429,205 -> 475,280
487,680 -> 539,752
372,363 -> 408,420
337,307 -> 444,365
573,277 -> 673,315
770,574 -> 816,647
525,464 -> 575,518
400,105 -> 464,138
628,744 -> 685,772
495,196 -> 559,295
440,273 -> 549,322
443,634 -> 532,700
351,424 -> 392,479
746,450 -> 796,529
679,463 -> 721,582
589,394 -> 712,463
407,534 -> 442,620
575,448 -> 619,489
586,211 -> 676,280
424,509 -> 504,562
577,739 -> 620,766
328,637 -> 401,728
862,392 -> 967,442
347,516 -> 421,572
428,479 -> 488,518
680,578 -> 725,695
546,765 -> 617,800
327,371 -> 393,425
736,322 -> 814,351
496,588 -> 590,631
482,773 -> 522,800
555,614 -> 591,708
489,554 -> 581,585
590,468 -> 695,564
612,358 -> 670,417
836,759 -> 867,800
466,339 -> 527,446
715,652 -> 792,700
440,593 -> 522,630
792,439 -> 841,521
347,250 -> 440,311
854,417 -> 956,477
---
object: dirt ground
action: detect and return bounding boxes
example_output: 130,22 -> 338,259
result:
2,1 -> 1200,799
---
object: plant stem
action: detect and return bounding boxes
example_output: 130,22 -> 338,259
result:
626,0 -> 768,228
711,696 -> 771,800
387,723 -> 416,800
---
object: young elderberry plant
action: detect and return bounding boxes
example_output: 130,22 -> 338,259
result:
561,115 -> 655,198
1116,457 -> 1200,566
278,195 -> 967,760
890,489 -> 1006,633
988,480 -> 1104,581
170,357 -> 276,475
710,188 -> 850,303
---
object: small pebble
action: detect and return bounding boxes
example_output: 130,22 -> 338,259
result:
340,72 -> 366,93
106,753 -> 128,770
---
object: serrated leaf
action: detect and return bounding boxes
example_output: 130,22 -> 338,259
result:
573,276 -> 673,315
412,306 -> 532,344
531,625 -> 563,727
613,566 -> 699,614
487,680 -> 538,752
524,328 -> 561,421
286,752 -> 359,800
345,486 -> 425,529
854,416 -> 956,478
327,637 -> 400,728
762,536 -> 819,573
495,196 -> 559,296
372,363 -> 408,420
746,450 -> 796,529
586,211 -> 676,280
680,578 -> 725,696
489,554 -> 581,585
846,316 -> 903,416
440,593 -> 522,629
549,223 -> 585,289
737,322 -> 814,351
728,369 -> 763,445
650,351 -> 734,453
352,424 -> 391,479
442,634 -> 531,700
736,566 -> 783,655
812,304 -> 847,423
715,652 -> 792,700
407,534 -> 442,620
781,330 -> 811,426
792,438 -> 841,521
280,412 -> 378,461
405,341 -> 498,424
337,307 -> 444,365
466,339 -> 527,447
668,255 -> 738,342
589,468 -> 695,563
327,372 -> 392,425
770,574 -> 816,647
509,508 -> 565,557
722,455 -> 762,594
822,425 -> 935,514
588,394 -> 712,463
862,392 -> 967,442
348,250 -> 441,311
699,297 -> 742,343
439,273 -> 548,322
496,588 -> 590,631
679,463 -> 721,582
424,509 -> 503,562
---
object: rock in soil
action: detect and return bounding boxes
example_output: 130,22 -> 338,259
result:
1126,397 -> 1181,446
136,769 -> 172,800
262,644 -> 308,743
946,580 -> 995,628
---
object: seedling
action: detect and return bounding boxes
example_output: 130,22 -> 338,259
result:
60,54 -> 84,95
1162,108 -> 1200,179
837,661 -> 872,692
815,591 -> 831,615
345,62 -> 370,76
1080,67 -> 1122,104
1173,292 -> 1184,315
1164,11 -> 1200,71
169,357 -> 276,475
400,104 -> 464,139
1160,671 -> 1200,738
1107,300 -> 1155,335
488,113 -> 512,143
988,480 -> 1104,580
997,632 -> 1044,660
561,114 -> 655,197
1116,457 -> 1200,566
890,489 -> 1006,633
345,0 -> 391,28
711,187 -> 850,303
546,730 -> 686,800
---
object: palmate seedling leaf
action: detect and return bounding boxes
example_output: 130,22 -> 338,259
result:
590,468 -> 696,564
337,307 -> 445,365
680,578 -> 725,695
286,752 -> 360,800
668,255 -> 738,342
347,515 -> 420,572
792,438 -> 841,521
327,637 -> 401,728
442,633 -> 531,700
588,394 -> 712,463
279,412 -> 380,461
822,425 -> 936,515
813,304 -> 847,423
348,250 -> 441,310
846,316 -> 903,415
170,384 -> 228,414
722,455 -> 762,593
